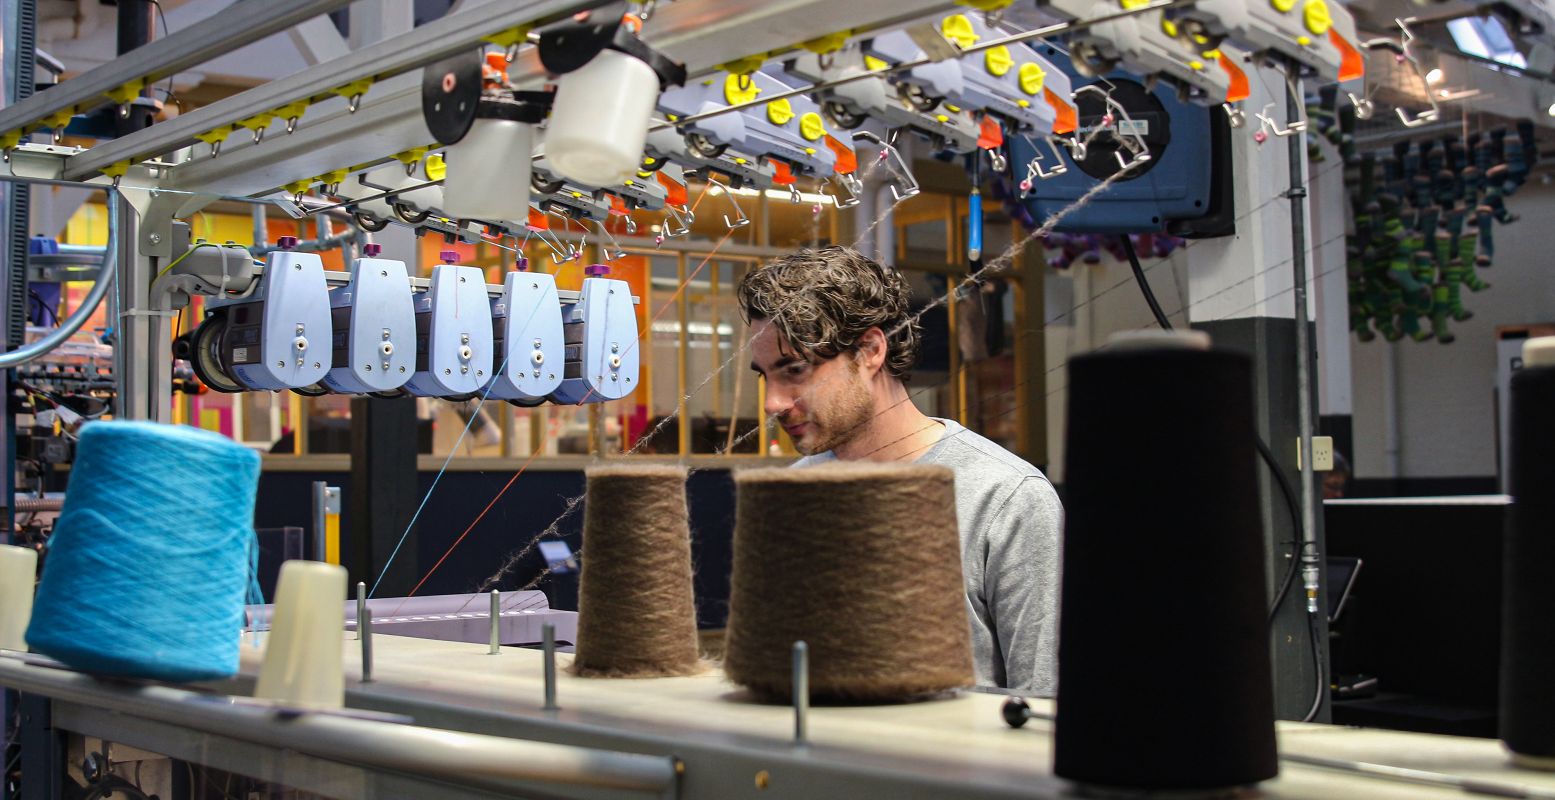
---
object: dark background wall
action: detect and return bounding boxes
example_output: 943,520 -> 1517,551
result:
255,468 -> 738,629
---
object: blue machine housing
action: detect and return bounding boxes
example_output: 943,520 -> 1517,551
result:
1017,43 -> 1217,234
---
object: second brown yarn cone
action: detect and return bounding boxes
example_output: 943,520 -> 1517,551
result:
724,462 -> 974,702
572,464 -> 701,678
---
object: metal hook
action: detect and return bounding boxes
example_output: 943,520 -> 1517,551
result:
210,139 -> 222,158
1223,103 -> 1247,128
831,172 -> 863,208
1346,94 -> 1375,120
818,51 -> 835,71
789,183 -> 804,204
286,117 -> 299,134
637,0 -> 656,21
736,73 -> 753,93
1254,102 -> 1307,139
986,146 -> 1007,173
51,128 -> 63,145
348,94 -> 362,113
707,176 -> 750,228
251,127 -> 265,144
851,130 -> 920,200
624,216 -> 637,235
595,221 -> 626,260
663,204 -> 691,238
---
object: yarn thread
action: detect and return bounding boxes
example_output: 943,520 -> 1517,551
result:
26,421 -> 262,681
724,463 -> 974,703
572,465 -> 702,678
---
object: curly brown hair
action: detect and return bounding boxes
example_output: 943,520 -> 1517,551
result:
736,246 -> 920,378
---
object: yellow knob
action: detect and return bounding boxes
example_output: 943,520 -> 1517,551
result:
936,114 -> 950,123
985,45 -> 1014,77
725,74 -> 762,106
799,111 -> 826,142
1296,35 -> 1311,46
1019,61 -> 1046,95
1188,60 -> 1204,70
1120,0 -> 1150,8
941,14 -> 980,49
1271,0 -> 1297,12
767,98 -> 795,126
864,55 -> 890,72
424,154 -> 446,181
945,103 -> 961,112
1303,0 -> 1331,35
1161,17 -> 1179,37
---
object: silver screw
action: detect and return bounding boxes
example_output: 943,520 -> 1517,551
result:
277,361 -> 285,368
365,364 -> 373,371
149,233 -> 162,245
400,366 -> 406,373
444,368 -> 451,375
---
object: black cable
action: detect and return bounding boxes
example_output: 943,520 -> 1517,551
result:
1121,235 -> 1172,330
146,0 -> 180,112
1125,231 -> 1326,717
28,289 -> 58,326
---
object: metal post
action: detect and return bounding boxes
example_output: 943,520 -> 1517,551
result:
542,623 -> 558,711
355,581 -> 366,641
312,481 -> 328,562
792,641 -> 809,744
360,606 -> 373,683
488,590 -> 501,655
1284,71 -> 1325,723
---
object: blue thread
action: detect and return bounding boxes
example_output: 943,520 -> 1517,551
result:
26,422 -> 261,682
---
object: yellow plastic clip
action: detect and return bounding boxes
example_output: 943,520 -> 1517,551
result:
424,154 -> 446,181
481,24 -> 533,49
318,168 -> 348,186
273,100 -> 310,133
718,54 -> 768,77
236,112 -> 275,134
284,179 -> 313,196
955,0 -> 1015,10
0,130 -> 22,151
330,78 -> 375,112
800,31 -> 851,55
105,79 -> 146,106
193,125 -> 234,146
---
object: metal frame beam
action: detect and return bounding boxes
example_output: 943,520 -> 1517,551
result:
62,0 -> 611,182
0,0 -> 356,141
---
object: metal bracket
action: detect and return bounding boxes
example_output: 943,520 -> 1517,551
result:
851,130 -> 919,200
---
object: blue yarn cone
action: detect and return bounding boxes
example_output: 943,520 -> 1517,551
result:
26,421 -> 261,681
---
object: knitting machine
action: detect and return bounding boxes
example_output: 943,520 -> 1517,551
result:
1168,0 -> 1365,82
177,239 -> 638,405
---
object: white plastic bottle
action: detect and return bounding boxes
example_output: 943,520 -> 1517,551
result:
442,108 -> 536,224
546,49 -> 659,187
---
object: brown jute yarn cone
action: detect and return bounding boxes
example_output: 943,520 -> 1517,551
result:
724,463 -> 974,702
572,464 -> 701,678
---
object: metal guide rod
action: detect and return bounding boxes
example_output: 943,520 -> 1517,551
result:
793,641 -> 809,744
0,655 -> 679,793
312,481 -> 329,562
0,0 -> 357,141
355,582 -> 366,641
542,623 -> 558,711
488,590 -> 501,655
653,0 -> 1193,131
361,606 -> 374,683
62,0 -> 612,181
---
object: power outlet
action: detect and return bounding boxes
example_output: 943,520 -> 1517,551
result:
1297,436 -> 1335,471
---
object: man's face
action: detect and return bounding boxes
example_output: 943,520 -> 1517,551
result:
749,319 -> 873,455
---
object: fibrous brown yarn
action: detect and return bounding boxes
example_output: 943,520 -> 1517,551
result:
572,464 -> 702,678
724,463 -> 974,703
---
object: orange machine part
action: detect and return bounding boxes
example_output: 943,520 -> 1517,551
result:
526,207 -> 549,232
1219,54 -> 1251,103
824,135 -> 858,175
1330,30 -> 1365,82
608,193 -> 629,216
655,171 -> 689,206
769,158 -> 798,185
1045,88 -> 1077,135
977,115 -> 1004,150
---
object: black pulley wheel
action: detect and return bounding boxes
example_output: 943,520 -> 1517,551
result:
353,211 -> 390,232
686,132 -> 728,159
190,314 -> 244,394
823,101 -> 865,130
899,83 -> 941,113
394,203 -> 431,224
422,47 -> 484,145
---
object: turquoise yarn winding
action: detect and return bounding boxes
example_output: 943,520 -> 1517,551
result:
26,421 -> 261,681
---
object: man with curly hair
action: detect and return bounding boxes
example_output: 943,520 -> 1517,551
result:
737,245 -> 1063,695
